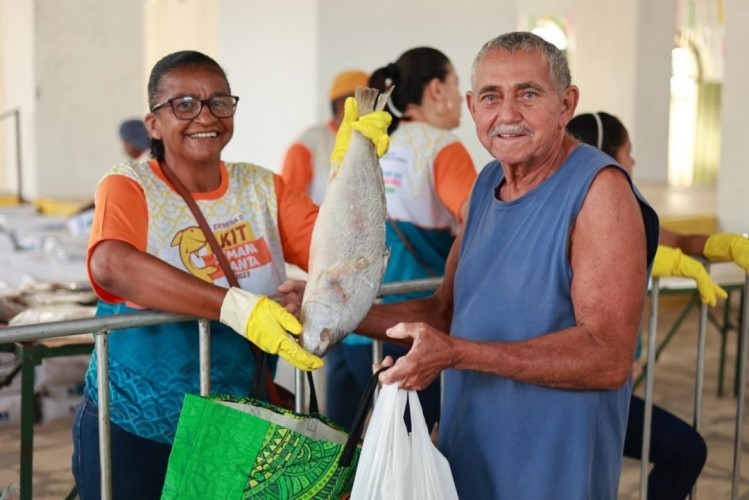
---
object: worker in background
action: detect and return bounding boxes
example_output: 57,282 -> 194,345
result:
119,118 -> 151,161
281,70 -> 370,203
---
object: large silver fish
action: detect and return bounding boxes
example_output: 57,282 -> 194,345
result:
300,86 -> 390,357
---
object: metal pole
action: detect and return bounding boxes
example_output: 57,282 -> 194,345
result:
0,311 -> 194,344
641,279 -> 660,500
378,277 -> 441,297
96,330 -> 112,500
372,340 -> 383,402
198,319 -> 211,396
731,273 -> 749,499
690,287 -> 709,500
18,346 -> 35,500
14,109 -> 23,204
294,368 -> 305,413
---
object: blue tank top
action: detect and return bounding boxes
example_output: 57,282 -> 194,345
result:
441,145 -> 658,499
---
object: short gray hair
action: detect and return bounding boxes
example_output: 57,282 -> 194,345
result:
471,32 -> 571,94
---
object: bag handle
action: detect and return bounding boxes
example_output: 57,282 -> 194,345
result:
339,367 -> 388,467
159,162 -> 283,405
388,219 -> 438,277
307,370 -> 320,414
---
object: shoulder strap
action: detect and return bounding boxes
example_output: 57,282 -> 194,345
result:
388,219 -> 438,277
160,163 -> 242,287
160,162 -> 287,406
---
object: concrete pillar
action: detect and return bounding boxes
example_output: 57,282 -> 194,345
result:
717,0 -> 749,232
1,0 -> 144,201
632,0 -> 675,184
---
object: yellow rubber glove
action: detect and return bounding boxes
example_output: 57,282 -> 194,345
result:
330,97 -> 392,165
652,245 -> 727,307
704,233 -> 749,273
352,111 -> 392,157
220,288 -> 323,371
330,97 -> 357,166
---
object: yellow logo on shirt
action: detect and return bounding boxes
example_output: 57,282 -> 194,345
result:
170,227 -> 219,283
171,220 -> 273,282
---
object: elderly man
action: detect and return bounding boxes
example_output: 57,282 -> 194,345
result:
358,32 -> 659,498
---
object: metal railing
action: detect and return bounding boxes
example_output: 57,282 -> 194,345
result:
639,267 -> 749,500
0,277 -> 441,500
0,108 -> 24,203
2,272 -> 749,499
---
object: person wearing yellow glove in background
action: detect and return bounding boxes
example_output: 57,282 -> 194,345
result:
702,232 -> 749,272
652,244 -> 727,306
567,111 -> 713,500
75,51 -> 389,499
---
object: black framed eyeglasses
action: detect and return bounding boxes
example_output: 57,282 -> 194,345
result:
150,95 -> 240,120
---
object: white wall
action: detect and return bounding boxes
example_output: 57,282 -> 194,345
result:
0,0 -> 6,192
2,0 -> 746,229
571,0 -> 639,137
1,0 -> 35,200
33,0 -> 144,200
317,0 -> 517,171
717,0 -> 749,233
631,0 -> 675,184
145,0 -> 218,79
217,0 -> 319,173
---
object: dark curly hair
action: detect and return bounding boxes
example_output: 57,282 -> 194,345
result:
369,47 -> 451,133
147,51 -> 230,161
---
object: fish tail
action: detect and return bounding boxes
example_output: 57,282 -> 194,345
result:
354,86 -> 393,114
355,86 -> 379,115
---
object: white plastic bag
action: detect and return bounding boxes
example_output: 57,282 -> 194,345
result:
351,384 -> 459,500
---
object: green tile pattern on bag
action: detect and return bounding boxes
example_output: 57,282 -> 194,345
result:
162,393 -> 360,499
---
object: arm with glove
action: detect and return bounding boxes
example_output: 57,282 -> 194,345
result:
220,287 -> 323,371
661,228 -> 749,274
221,99 -> 391,369
703,233 -> 749,273
652,244 -> 727,307
221,98 -> 391,369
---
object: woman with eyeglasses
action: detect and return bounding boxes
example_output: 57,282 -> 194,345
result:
71,50 -> 387,498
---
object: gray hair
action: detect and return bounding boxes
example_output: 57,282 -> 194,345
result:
471,32 -> 571,94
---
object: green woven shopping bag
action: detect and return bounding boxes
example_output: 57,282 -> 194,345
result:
161,371 -> 380,499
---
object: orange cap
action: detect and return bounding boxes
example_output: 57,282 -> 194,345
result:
328,70 -> 369,101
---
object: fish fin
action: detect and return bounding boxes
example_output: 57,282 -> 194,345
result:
170,232 -> 182,247
320,257 -> 373,283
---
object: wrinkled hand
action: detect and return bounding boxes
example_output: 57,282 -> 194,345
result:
276,280 -> 306,318
377,322 -> 453,390
652,245 -> 727,307
704,233 -> 749,273
330,97 -> 392,165
220,287 -> 323,371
